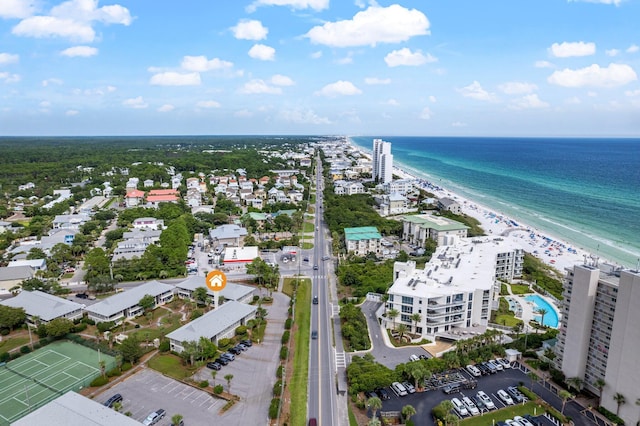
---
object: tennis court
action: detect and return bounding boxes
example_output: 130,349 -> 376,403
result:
0,340 -> 115,425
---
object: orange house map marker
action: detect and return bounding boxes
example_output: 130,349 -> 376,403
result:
206,270 -> 227,292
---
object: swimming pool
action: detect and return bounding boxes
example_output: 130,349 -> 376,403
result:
525,295 -> 559,328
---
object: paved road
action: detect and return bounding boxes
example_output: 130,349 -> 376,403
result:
359,300 -> 430,368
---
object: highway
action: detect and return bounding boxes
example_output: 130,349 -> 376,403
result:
307,155 -> 340,425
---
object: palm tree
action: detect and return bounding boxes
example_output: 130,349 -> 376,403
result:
566,376 -> 584,393
559,390 -> 572,414
401,404 -> 416,423
613,392 -> 626,416
537,308 -> 548,327
527,371 -> 538,390
224,374 -> 234,393
410,313 -> 422,333
594,378 -> 606,407
211,371 -> 217,386
99,360 -> 106,378
396,323 -> 409,342
367,419 -> 381,426
171,414 -> 183,425
387,308 -> 399,328
367,396 -> 382,420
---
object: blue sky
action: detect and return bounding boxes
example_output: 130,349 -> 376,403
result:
1,0 -> 639,136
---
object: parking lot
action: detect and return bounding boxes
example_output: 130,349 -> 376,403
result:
374,364 -> 566,426
96,369 -> 225,425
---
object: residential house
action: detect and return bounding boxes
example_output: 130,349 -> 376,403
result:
52,214 -> 91,230
438,197 -> 462,215
210,224 -> 248,247
185,188 -> 202,207
143,179 -> 154,188
7,259 -> 47,272
125,189 -> 145,208
18,182 -> 35,191
0,290 -> 84,325
146,189 -> 179,207
0,266 -> 34,291
132,217 -> 164,230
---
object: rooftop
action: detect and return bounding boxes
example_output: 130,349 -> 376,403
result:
402,214 -> 469,231
0,290 -> 83,321
176,276 -> 255,300
85,280 -> 174,317
344,226 -> 382,241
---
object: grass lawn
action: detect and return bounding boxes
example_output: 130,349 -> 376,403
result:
302,222 -> 314,233
288,275 -> 311,426
460,402 -> 543,425
0,335 -> 30,353
129,313 -> 182,342
148,353 -> 198,380
300,242 -> 314,250
495,314 -> 523,328
282,277 -> 311,298
510,284 -> 532,295
500,283 -> 509,296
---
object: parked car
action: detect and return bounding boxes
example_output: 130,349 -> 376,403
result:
238,343 -> 249,351
409,354 -> 420,362
229,346 -> 242,355
215,357 -> 229,366
375,387 -> 390,400
206,362 -> 222,370
497,389 -> 514,405
321,256 -> 330,261
402,381 -> 416,394
483,361 -> 497,374
220,352 -> 235,361
497,357 -> 511,368
391,382 -> 408,397
489,359 -> 504,371
442,383 -> 461,394
451,398 -> 469,417
143,409 -> 165,425
364,390 -> 377,400
514,416 -> 535,426
462,396 -> 480,416
240,339 -> 252,347
471,395 -> 486,412
477,391 -> 496,410
476,363 -> 491,375
507,386 -> 527,403
104,393 -> 123,408
313,265 -> 318,270
466,364 -> 481,377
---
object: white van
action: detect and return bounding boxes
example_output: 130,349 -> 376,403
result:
462,396 -> 480,416
391,382 -> 408,397
409,354 -> 420,362
451,398 -> 469,417
466,364 -> 481,377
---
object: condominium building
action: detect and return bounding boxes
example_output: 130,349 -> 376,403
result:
372,139 -> 393,184
402,214 -> 469,247
553,263 -> 640,425
344,226 -> 382,257
385,237 -> 524,340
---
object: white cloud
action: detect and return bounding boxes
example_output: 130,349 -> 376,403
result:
419,107 -> 432,119
42,78 -> 63,86
234,109 -> 253,117
509,94 -> 550,109
606,49 -> 620,57
0,0 -> 36,19
567,0 -> 623,5
248,44 -> 275,61
336,54 -> 353,65
365,77 -> 391,85
271,74 -> 295,86
354,0 -> 366,8
384,48 -> 436,67
548,63 -> 637,87
60,45 -> 98,57
565,96 -> 581,104
246,0 -> 329,13
150,72 -> 201,86
196,100 -> 221,108
0,72 -> 20,83
549,41 -> 596,58
386,98 -> 399,106
627,44 -> 639,53
66,109 -> 79,116
315,80 -> 362,97
12,0 -> 131,42
280,108 -> 331,124
451,121 -> 467,127
0,53 -> 19,65
535,60 -> 554,68
305,4 -> 430,47
310,51 -> 322,59
498,81 -> 538,95
39,101 -> 51,108
457,81 -> 495,101
157,104 -> 175,112
181,55 -> 233,72
231,19 -> 268,40
429,95 -> 437,103
625,89 -> 640,97
240,79 -> 282,94
122,96 -> 147,109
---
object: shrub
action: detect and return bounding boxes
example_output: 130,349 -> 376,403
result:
90,376 -> 109,387
97,321 -> 115,333
280,346 -> 288,360
252,295 -> 260,302
276,365 -> 284,379
33,343 -> 41,350
218,338 -> 231,349
213,384 -> 223,395
269,398 -> 280,419
20,345 -> 31,354
235,325 -> 247,336
0,328 -> 10,336
73,323 -> 88,333
281,331 -> 290,344
158,340 -> 170,352
246,319 -> 256,329
106,368 -> 121,378
36,324 -> 48,338
0,352 -> 9,362
121,362 -> 132,372
199,380 -> 209,388
190,309 -> 203,320
273,380 -> 284,397
83,318 -> 96,325
284,318 -> 292,330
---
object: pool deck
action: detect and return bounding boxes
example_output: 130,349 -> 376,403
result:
505,291 -> 560,329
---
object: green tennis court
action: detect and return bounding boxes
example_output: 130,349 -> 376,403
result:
0,340 -> 115,425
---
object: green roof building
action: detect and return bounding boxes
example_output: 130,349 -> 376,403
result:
402,214 -> 469,247
344,226 -> 382,256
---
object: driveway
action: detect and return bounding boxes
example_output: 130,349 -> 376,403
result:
358,300 -> 429,368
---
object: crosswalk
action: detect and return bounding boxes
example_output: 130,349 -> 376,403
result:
335,350 -> 348,368
331,303 -> 340,317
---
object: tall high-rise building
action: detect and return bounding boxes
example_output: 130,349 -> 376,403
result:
372,138 -> 393,184
554,262 -> 640,425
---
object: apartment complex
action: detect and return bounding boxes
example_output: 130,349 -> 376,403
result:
386,237 -> 524,339
372,139 -> 393,184
553,263 -> 640,425
402,214 -> 469,247
344,226 -> 382,257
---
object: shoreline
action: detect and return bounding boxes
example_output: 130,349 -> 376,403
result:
346,136 -> 621,274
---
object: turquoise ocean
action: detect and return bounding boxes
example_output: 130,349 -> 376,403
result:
350,136 -> 640,268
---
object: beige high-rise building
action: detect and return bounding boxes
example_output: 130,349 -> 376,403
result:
554,263 -> 640,425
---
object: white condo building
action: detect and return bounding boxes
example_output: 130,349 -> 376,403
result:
372,139 -> 393,184
553,263 -> 640,426
385,237 -> 524,340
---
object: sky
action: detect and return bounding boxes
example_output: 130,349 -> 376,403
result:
1,0 -> 640,137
